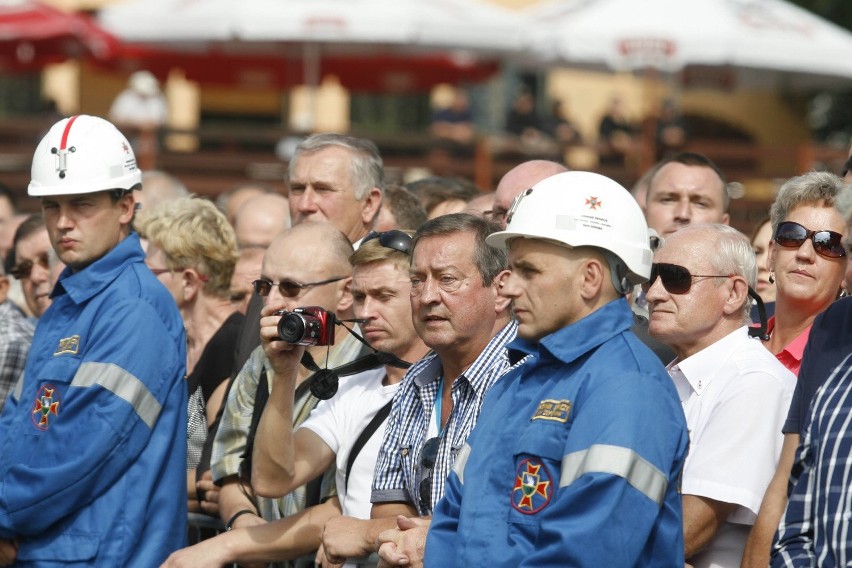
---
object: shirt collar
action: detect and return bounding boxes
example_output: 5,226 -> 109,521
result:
766,315 -> 810,365
670,326 -> 750,396
52,233 -> 144,305
508,297 -> 634,365
413,320 -> 518,398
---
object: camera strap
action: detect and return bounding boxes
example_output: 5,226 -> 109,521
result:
299,320 -> 414,400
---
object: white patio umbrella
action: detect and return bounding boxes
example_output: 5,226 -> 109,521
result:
98,0 -> 523,90
526,0 -> 852,91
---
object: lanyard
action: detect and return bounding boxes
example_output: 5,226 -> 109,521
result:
435,378 -> 444,436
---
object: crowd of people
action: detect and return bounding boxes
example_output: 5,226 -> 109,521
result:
0,111 -> 851,568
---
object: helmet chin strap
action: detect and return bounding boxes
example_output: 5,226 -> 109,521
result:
601,251 -> 633,296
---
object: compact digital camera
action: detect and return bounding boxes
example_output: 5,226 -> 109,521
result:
276,306 -> 336,346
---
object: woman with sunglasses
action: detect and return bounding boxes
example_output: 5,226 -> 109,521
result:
742,171 -> 848,568
762,171 -> 847,376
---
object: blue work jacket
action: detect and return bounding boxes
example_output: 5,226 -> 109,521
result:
426,298 -> 689,567
0,233 -> 187,567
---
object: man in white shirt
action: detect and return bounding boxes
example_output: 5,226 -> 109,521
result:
645,223 -> 796,567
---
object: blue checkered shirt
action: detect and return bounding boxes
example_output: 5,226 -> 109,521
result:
0,301 -> 34,414
772,351 -> 852,567
371,321 -> 519,515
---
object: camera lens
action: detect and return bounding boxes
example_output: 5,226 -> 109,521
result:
278,313 -> 307,343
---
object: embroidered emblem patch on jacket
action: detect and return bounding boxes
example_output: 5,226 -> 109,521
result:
54,335 -> 80,356
531,399 -> 572,423
511,458 -> 553,514
32,385 -> 60,430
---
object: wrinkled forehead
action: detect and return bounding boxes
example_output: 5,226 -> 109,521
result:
654,229 -> 718,269
16,229 -> 52,258
411,232 -> 475,272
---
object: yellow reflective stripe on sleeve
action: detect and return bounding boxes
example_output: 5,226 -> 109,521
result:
452,443 -> 472,485
71,362 -> 161,429
559,444 -> 668,506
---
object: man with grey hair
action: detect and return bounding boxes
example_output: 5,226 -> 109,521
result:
646,223 -> 795,567
288,133 -> 384,244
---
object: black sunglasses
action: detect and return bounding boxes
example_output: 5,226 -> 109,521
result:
642,262 -> 732,295
252,275 -> 346,298
362,230 -> 413,255
417,436 -> 441,513
10,251 -> 51,280
773,221 -> 846,259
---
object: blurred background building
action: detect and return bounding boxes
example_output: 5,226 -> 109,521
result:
0,0 -> 850,235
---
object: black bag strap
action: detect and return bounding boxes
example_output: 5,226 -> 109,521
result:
238,367 -> 270,481
345,399 -> 393,492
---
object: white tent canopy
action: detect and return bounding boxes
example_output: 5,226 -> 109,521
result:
99,0 -> 523,56
527,0 -> 852,91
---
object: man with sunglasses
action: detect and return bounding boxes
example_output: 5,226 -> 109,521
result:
422,172 -> 688,567
645,224 -> 795,567
241,231 -> 429,568
7,214 -> 62,320
188,222 -> 365,567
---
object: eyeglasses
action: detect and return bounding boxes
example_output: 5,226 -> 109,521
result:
362,230 -> 413,255
409,274 -> 466,296
418,436 -> 441,513
10,251 -> 50,280
773,221 -> 846,259
252,275 -> 346,298
641,262 -> 733,295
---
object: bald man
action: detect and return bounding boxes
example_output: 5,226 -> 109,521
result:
492,160 -> 568,229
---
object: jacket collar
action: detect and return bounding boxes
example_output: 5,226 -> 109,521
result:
52,233 -> 144,304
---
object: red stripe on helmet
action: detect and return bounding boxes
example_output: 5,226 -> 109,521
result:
59,115 -> 79,150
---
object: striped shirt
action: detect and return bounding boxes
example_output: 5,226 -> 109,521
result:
371,321 -> 518,515
773,352 -> 852,567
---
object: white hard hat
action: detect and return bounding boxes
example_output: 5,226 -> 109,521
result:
486,171 -> 653,294
28,115 -> 141,197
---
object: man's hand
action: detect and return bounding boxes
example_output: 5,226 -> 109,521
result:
376,516 -> 431,568
258,304 -> 305,377
0,539 -> 17,566
195,469 -> 220,517
322,516 -> 376,564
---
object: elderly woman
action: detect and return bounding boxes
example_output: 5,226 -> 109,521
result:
762,171 -> 847,375
136,196 -> 243,515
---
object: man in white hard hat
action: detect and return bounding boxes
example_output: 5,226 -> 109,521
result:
419,172 -> 690,567
0,115 -> 187,566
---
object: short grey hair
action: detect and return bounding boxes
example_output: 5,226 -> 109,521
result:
289,133 -> 384,201
770,171 -> 847,232
412,213 -> 506,286
833,182 -> 852,224
660,223 -> 756,322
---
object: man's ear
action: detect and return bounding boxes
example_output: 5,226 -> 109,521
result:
493,269 -> 511,313
362,187 -> 383,227
722,276 -> 749,317
181,269 -> 204,302
118,192 -> 136,225
335,276 -> 354,315
578,257 -> 606,301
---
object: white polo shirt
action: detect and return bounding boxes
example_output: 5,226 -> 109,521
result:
667,326 -> 796,568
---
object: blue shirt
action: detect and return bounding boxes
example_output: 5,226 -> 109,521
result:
426,299 -> 689,567
772,351 -> 852,567
0,233 -> 187,567
783,297 -> 852,436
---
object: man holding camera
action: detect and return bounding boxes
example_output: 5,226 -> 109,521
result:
167,222 -> 364,567
246,231 -> 429,567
